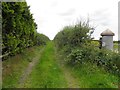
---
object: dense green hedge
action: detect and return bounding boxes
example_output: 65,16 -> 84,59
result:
2,2 -> 37,56
2,2 -> 50,58
36,33 -> 50,46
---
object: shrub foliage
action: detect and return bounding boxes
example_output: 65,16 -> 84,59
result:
36,33 -> 50,46
54,22 -> 93,50
54,21 -> 120,76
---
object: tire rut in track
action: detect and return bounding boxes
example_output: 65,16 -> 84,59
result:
54,47 -> 80,88
17,47 -> 45,87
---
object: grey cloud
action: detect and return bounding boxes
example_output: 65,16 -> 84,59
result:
58,8 -> 76,16
50,1 -> 58,7
63,17 -> 73,23
93,9 -> 109,15
91,9 -> 112,26
99,20 -> 111,26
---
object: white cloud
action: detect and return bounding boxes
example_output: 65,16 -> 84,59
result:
26,0 -> 119,40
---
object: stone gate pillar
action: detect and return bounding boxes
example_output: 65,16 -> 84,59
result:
100,29 -> 115,50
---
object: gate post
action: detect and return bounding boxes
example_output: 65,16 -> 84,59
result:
100,29 -> 115,50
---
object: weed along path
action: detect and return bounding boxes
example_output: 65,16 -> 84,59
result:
19,41 -> 80,88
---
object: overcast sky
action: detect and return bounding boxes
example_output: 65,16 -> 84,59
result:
26,0 -> 119,40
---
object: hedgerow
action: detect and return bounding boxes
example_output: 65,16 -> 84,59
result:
54,21 -> 120,76
36,33 -> 50,46
2,2 -> 50,59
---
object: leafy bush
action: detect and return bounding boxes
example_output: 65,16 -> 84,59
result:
36,33 -> 50,46
67,49 -> 86,65
54,21 -> 94,51
67,45 -> 120,76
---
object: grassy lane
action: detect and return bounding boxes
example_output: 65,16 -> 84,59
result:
23,41 -> 67,88
3,41 -> 118,88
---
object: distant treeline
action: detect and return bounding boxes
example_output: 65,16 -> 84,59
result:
2,2 -> 49,59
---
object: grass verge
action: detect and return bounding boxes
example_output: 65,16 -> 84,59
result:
23,41 -> 67,88
2,45 -> 44,88
57,48 -> 119,88
68,62 -> 119,88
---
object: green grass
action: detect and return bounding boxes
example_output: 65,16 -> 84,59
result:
23,41 -> 67,88
3,41 -> 119,88
91,40 -> 99,46
2,46 -> 44,88
65,62 -> 118,88
57,45 -> 119,88
114,43 -> 118,50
